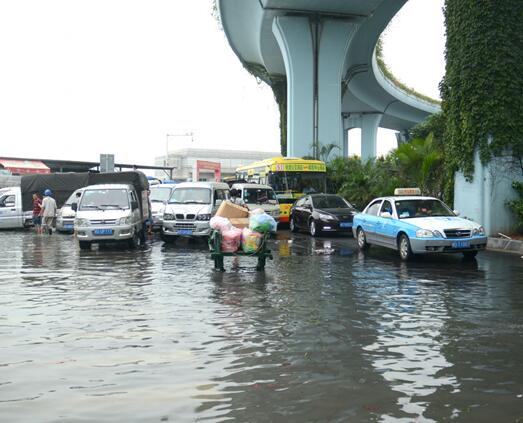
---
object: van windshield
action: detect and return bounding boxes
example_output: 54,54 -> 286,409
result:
169,188 -> 211,204
150,187 -> 173,202
244,188 -> 277,205
80,189 -> 130,210
64,191 -> 80,206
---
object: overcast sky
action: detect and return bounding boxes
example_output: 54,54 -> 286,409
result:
0,0 -> 445,166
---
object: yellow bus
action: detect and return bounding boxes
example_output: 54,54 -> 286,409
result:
236,157 -> 327,223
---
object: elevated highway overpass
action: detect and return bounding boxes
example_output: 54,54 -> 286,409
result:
218,0 -> 440,160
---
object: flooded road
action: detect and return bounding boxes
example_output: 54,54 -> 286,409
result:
1,230 -> 522,422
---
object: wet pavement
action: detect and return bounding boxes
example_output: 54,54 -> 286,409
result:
1,229 -> 523,422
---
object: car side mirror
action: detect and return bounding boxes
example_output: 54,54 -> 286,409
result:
380,211 -> 392,219
131,201 -> 139,210
71,203 -> 78,212
453,210 -> 460,216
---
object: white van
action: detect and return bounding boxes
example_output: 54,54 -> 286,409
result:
0,187 -> 33,229
162,181 -> 230,241
149,183 -> 177,230
73,183 -> 147,250
230,183 -> 280,221
56,188 -> 84,233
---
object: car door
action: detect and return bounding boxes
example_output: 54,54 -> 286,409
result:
375,200 -> 396,247
291,197 -> 304,228
0,194 -> 20,228
299,196 -> 313,228
361,200 -> 382,243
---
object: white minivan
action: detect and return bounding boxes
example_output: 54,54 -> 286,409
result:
230,183 -> 280,222
162,181 -> 230,242
0,187 -> 33,229
149,183 -> 177,230
74,183 -> 147,250
56,188 -> 84,233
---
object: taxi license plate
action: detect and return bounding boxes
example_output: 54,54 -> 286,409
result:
93,228 -> 113,236
452,240 -> 470,249
340,222 -> 352,228
178,229 -> 193,236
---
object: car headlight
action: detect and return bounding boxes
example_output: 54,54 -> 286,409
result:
473,226 -> 485,236
197,214 -> 211,221
433,230 -> 443,238
416,229 -> 434,238
163,213 -> 175,221
118,216 -> 133,225
318,213 -> 335,221
75,218 -> 90,226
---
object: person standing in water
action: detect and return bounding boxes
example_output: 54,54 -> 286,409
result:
41,189 -> 57,235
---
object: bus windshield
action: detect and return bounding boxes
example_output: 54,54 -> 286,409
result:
269,172 -> 326,194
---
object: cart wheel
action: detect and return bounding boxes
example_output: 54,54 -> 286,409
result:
256,256 -> 266,271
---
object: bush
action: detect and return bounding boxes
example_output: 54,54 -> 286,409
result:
508,181 -> 523,230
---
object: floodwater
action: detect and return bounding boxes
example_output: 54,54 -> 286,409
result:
1,230 -> 522,422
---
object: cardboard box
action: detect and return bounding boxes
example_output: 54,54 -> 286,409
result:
229,217 -> 250,229
215,200 -> 249,219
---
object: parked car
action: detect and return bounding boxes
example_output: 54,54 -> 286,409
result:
352,190 -> 488,260
73,181 -> 149,250
149,183 -> 177,231
230,183 -> 280,221
56,188 -> 84,233
162,181 -> 230,242
289,194 -> 358,236
0,187 -> 33,229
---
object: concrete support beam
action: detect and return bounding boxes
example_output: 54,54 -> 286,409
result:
454,150 -> 523,235
343,128 -> 349,157
344,113 -> 382,161
272,16 -> 313,158
317,20 -> 357,158
361,113 -> 382,161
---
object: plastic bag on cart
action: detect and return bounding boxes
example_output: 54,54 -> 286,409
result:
241,228 -> 263,253
249,212 -> 277,233
250,208 -> 265,216
210,216 -> 232,233
221,227 -> 242,253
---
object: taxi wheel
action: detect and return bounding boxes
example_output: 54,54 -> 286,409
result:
290,216 -> 299,233
357,228 -> 369,250
309,220 -> 320,237
398,234 -> 413,261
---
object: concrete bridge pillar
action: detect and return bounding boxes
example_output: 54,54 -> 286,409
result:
272,16 -> 314,158
360,113 -> 382,162
273,16 -> 357,159
318,20 -> 357,158
343,113 -> 382,161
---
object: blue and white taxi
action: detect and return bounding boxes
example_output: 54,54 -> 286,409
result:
352,189 -> 488,260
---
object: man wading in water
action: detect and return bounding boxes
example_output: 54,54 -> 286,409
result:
41,189 -> 57,235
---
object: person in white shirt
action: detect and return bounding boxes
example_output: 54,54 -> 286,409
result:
41,189 -> 57,235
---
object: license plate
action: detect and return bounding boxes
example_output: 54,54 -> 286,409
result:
64,224 -> 74,229
452,240 -> 470,249
177,229 -> 193,236
93,228 -> 114,236
340,222 -> 352,228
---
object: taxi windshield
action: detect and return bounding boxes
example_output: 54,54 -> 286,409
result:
395,199 -> 454,219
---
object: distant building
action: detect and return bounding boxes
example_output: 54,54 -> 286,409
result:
155,148 -> 281,181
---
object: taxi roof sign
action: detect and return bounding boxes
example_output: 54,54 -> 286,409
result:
394,188 -> 421,196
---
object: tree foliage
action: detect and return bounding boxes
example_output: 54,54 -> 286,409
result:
441,0 -> 523,178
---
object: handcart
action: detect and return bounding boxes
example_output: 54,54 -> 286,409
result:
208,230 -> 273,271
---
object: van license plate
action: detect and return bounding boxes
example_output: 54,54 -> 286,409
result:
452,240 -> 470,249
340,222 -> 352,228
93,229 -> 113,236
178,229 -> 193,236
64,224 -> 74,230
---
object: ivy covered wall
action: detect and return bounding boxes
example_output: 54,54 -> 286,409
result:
441,0 -> 523,178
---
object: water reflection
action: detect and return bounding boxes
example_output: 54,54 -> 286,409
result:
0,231 -> 522,422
